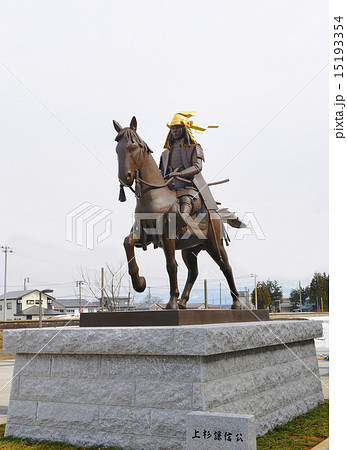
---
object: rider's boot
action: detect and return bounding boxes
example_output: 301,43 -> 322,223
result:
180,200 -> 192,223
180,202 -> 202,236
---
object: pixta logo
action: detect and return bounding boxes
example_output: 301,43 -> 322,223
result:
66,202 -> 112,250
234,212 -> 266,240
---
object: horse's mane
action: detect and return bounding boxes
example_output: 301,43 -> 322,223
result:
116,127 -> 153,154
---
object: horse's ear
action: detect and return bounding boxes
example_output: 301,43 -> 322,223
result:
113,120 -> 122,133
130,116 -> 137,131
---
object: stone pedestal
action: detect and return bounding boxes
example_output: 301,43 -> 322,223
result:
4,320 -> 324,449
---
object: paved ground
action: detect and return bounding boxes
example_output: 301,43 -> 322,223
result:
318,358 -> 329,401
318,358 -> 329,378
0,360 -> 14,418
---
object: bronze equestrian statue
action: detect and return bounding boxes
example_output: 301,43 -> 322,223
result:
114,112 -> 245,310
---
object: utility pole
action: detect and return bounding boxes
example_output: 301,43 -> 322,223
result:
24,277 -> 30,290
76,281 -> 84,315
251,274 -> 258,310
204,279 -> 208,309
299,281 -> 302,312
1,246 -> 13,321
39,289 -> 53,328
101,268 -> 105,312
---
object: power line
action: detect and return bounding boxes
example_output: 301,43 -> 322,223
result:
0,281 -> 76,289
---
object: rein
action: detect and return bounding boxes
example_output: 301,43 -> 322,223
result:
136,174 -> 175,188
119,173 -> 181,202
135,173 -> 192,188
119,172 -> 228,202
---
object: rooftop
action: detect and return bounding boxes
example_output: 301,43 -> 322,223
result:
55,298 -> 100,308
15,306 -> 62,316
0,289 -> 55,300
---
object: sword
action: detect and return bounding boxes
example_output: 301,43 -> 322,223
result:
207,178 -> 229,186
173,176 -> 230,187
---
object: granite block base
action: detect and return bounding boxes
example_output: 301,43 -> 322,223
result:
4,320 -> 324,449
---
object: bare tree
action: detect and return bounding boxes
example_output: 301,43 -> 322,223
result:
80,262 -> 132,311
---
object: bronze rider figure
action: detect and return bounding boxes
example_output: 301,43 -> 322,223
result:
159,111 -> 218,226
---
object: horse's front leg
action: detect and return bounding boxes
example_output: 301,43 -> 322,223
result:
179,246 -> 202,309
163,236 -> 179,310
124,232 -> 146,293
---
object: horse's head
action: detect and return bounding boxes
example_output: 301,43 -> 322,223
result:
113,116 -> 152,188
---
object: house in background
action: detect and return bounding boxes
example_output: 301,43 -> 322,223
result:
55,298 -> 100,316
149,303 -> 164,311
183,303 -> 206,310
0,289 -> 64,320
280,298 -> 293,312
238,289 -> 254,310
14,306 -> 66,320
99,296 -> 131,311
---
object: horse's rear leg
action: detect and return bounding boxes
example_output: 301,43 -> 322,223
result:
207,244 -> 241,309
179,247 -> 202,309
124,232 -> 146,293
205,218 -> 241,309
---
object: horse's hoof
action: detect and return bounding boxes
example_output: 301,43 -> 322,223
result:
132,276 -> 146,293
178,301 -> 187,309
231,301 -> 242,310
165,300 -> 179,310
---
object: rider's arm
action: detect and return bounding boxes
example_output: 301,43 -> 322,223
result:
173,144 -> 204,178
177,158 -> 202,177
159,155 -> 165,176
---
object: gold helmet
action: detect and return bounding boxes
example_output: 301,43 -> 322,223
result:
163,111 -> 218,148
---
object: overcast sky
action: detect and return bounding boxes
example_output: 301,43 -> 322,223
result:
0,0 -> 328,302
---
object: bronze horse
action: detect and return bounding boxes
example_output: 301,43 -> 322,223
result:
114,116 -> 242,310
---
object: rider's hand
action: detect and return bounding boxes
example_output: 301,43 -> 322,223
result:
169,170 -> 181,178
